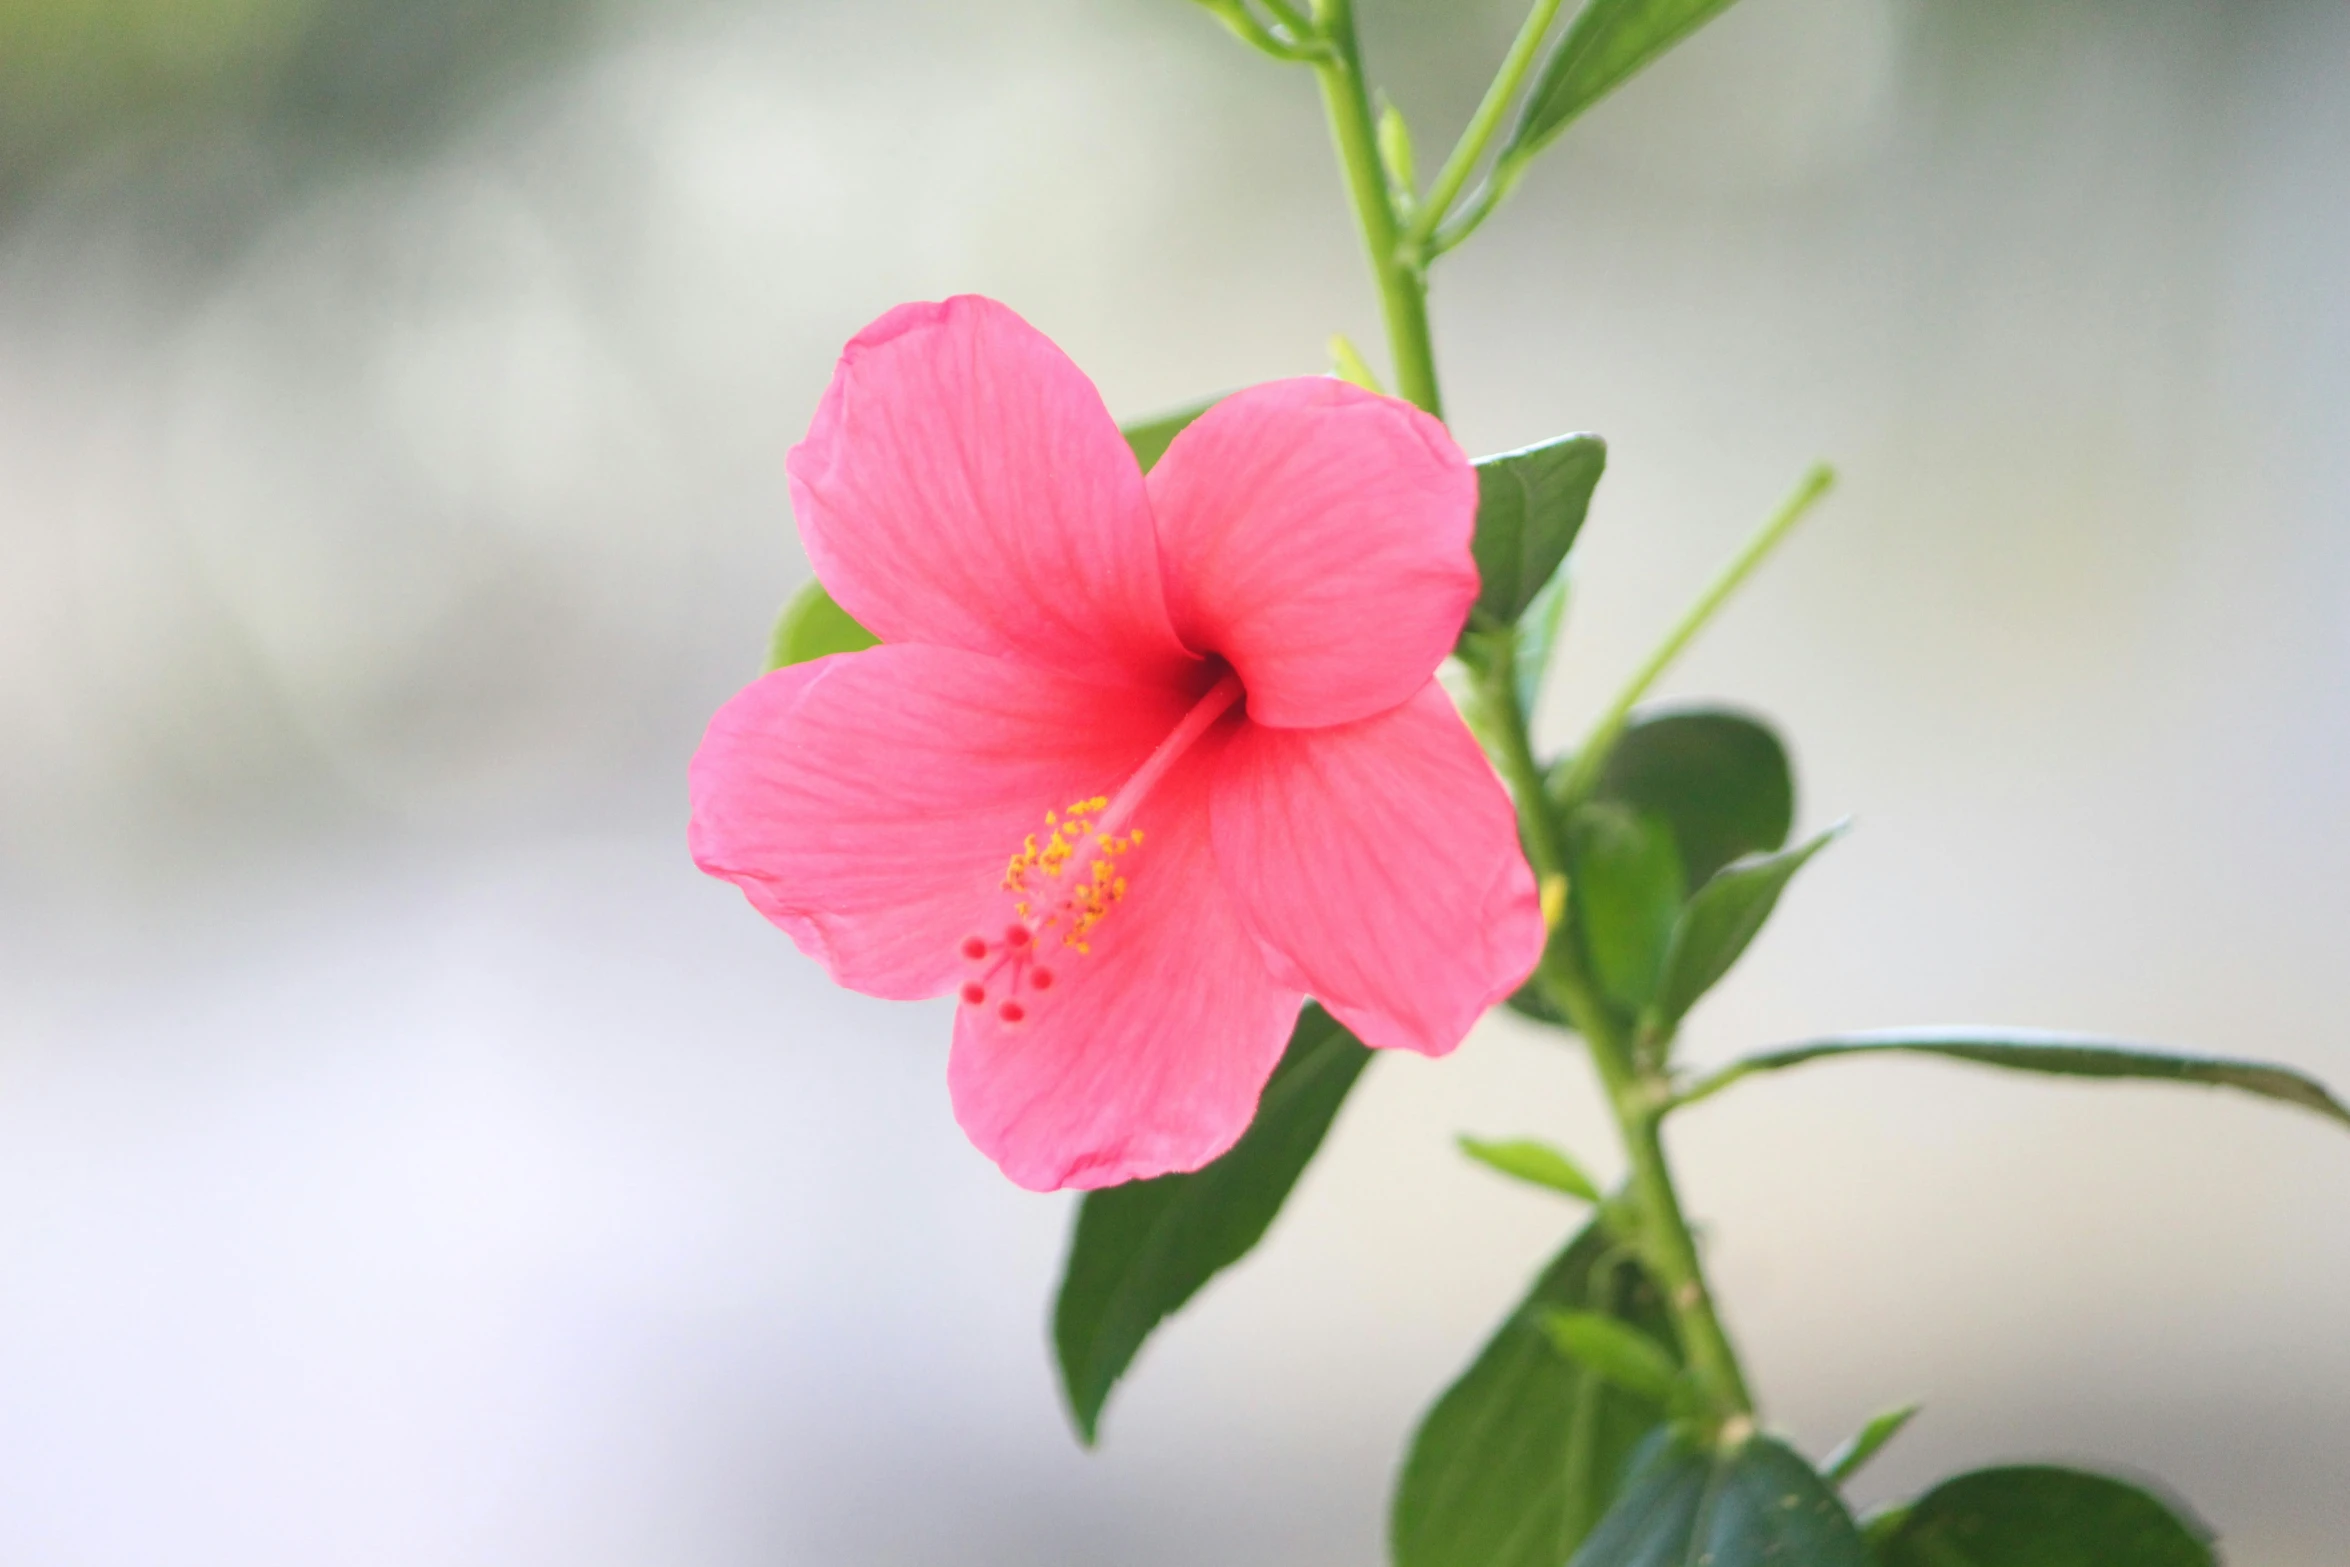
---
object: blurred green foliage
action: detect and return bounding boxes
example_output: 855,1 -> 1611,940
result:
0,0 -> 315,154
0,0 -> 598,207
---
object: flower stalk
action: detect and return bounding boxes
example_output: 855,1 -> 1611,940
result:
1318,0 -> 1769,1434
1470,629 -> 1757,1428
1308,0 -> 1442,416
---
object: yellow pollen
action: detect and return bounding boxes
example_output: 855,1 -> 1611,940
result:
1000,794 -> 1141,951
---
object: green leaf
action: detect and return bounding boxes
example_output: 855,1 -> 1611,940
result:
1458,1136 -> 1603,1202
1651,825 -> 1840,1031
1053,1006 -> 1371,1445
1512,567 -> 1574,717
1538,1310 -> 1686,1406
1868,1466 -> 2215,1566
1821,1402 -> 1919,1485
1503,0 -> 1748,169
766,579 -> 879,671
1504,962 -> 1571,1027
1569,1431 -> 1871,1567
1591,707 -> 1793,890
1689,1030 -> 2350,1131
1470,434 -> 1606,627
1120,396 -> 1220,473
1569,802 -> 1685,1013
1391,1221 -> 1675,1567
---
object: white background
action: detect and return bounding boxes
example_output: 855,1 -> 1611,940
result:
2,0 -> 2346,1560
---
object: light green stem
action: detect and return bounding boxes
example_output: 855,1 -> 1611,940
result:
1201,0 -> 1326,61
1431,171 -> 1512,257
1258,0 -> 1312,33
1407,0 -> 1567,250
1475,635 -> 1756,1425
1562,968 -> 1758,1423
1299,0 -> 1761,1433
1470,651 -> 1565,879
1664,1058 -> 1766,1114
1309,0 -> 1442,415
1553,463 -> 1835,813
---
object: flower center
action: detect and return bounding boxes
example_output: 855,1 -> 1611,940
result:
957,669 -> 1243,1026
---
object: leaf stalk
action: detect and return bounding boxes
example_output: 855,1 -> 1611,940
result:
1407,0 -> 1568,251
1553,463 -> 1834,814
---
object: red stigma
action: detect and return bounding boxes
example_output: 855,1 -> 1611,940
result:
959,981 -> 987,1006
1003,923 -> 1032,948
998,1000 -> 1026,1024
1029,967 -> 1054,991
960,935 -> 988,961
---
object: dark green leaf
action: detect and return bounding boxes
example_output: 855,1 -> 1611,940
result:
1869,1465 -> 2215,1566
1121,396 -> 1220,473
1695,1030 -> 2350,1131
1504,0 -> 1748,168
1054,1006 -> 1371,1444
1505,962 -> 1570,1027
766,578 -> 879,670
1512,567 -> 1574,716
1821,1402 -> 1918,1485
1392,1221 -> 1674,1567
1569,1431 -> 1871,1567
1539,1310 -> 1685,1405
1652,825 -> 1840,1031
1569,802 -> 1685,1013
1459,1136 -> 1603,1202
1470,433 -> 1606,626
1591,707 -> 1793,890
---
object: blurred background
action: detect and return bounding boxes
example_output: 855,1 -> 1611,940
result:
2,0 -> 2345,1560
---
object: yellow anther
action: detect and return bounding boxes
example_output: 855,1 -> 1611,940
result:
1002,795 -> 1148,956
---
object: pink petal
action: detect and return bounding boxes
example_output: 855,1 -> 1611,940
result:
688,644 -> 1191,1000
789,296 -> 1196,688
1148,378 -> 1478,728
1211,681 -> 1545,1055
948,743 -> 1304,1191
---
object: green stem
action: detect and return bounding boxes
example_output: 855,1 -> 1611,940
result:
1430,170 -> 1512,257
1540,950 -> 1756,1423
1302,0 -> 1753,1434
1257,0 -> 1312,33
1469,642 -> 1564,880
1471,631 -> 1753,1424
1663,1058 -> 1761,1115
1553,463 -> 1835,813
1407,0 -> 1567,249
1200,0 -> 1328,61
1310,0 -> 1442,416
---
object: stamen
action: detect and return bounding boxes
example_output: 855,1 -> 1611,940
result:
1091,671 -> 1243,842
956,669 -> 1245,1023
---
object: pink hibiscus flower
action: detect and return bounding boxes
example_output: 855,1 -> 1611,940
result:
690,296 -> 1545,1191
